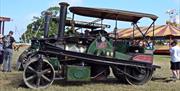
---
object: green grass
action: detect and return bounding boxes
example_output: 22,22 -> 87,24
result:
0,47 -> 180,91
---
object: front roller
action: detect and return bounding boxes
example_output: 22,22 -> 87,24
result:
112,65 -> 153,85
23,54 -> 55,89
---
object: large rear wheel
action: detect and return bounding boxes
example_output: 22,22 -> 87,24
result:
111,66 -> 126,82
124,66 -> 153,85
23,54 -> 55,89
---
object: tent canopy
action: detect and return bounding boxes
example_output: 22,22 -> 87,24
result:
147,24 -> 180,37
0,16 -> 11,35
0,17 -> 10,22
117,24 -> 180,39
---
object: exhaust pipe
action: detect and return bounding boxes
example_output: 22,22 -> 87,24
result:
44,11 -> 52,38
58,2 -> 69,39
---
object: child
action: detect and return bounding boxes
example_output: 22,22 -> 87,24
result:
0,34 -> 3,70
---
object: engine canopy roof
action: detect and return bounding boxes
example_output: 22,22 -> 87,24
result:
69,7 -> 158,23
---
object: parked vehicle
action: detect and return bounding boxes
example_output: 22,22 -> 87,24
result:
20,2 -> 160,89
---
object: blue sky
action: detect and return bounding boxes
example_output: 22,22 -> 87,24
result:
0,0 -> 180,41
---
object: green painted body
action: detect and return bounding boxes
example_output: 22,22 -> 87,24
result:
65,36 -> 131,81
49,57 -> 60,70
87,36 -> 131,61
66,65 -> 91,81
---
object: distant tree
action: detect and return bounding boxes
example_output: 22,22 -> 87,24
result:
21,6 -> 60,42
21,6 -> 74,43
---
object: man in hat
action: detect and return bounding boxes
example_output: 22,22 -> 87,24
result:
2,31 -> 15,72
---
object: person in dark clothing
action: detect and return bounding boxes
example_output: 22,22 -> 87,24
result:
2,31 -> 15,72
0,34 -> 3,70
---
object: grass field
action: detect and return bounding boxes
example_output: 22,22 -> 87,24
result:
0,47 -> 180,91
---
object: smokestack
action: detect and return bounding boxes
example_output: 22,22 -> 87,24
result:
44,11 -> 52,38
58,2 -> 69,39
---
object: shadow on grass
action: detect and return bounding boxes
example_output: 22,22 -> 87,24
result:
5,76 -> 29,89
151,77 -> 177,83
151,77 -> 167,82
52,78 -> 127,87
16,77 -> 128,89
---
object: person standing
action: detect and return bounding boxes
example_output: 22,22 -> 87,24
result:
2,31 -> 15,72
0,34 -> 4,70
169,40 -> 180,80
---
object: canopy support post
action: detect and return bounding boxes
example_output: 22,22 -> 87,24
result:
152,21 -> 155,46
113,16 -> 118,57
133,21 -> 154,46
132,23 -> 135,39
144,21 -> 155,36
71,13 -> 75,34
0,21 -> 1,34
134,24 -> 145,38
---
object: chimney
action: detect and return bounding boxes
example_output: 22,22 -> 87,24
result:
44,11 -> 52,38
58,2 -> 69,39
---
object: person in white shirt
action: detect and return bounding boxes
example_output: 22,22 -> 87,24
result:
169,40 -> 180,80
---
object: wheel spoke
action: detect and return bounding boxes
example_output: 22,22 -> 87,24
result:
27,66 -> 36,73
42,74 -> 51,82
26,75 -> 36,81
36,77 -> 41,87
42,69 -> 50,74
